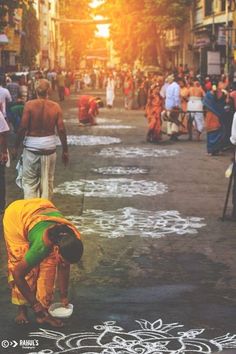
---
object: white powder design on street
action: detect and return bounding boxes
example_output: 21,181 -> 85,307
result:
56,135 -> 121,146
64,118 -> 122,124
92,166 -> 148,175
97,118 -> 122,123
27,319 -> 236,354
54,179 -> 167,198
97,147 -> 179,158
94,125 -> 133,129
67,208 -> 205,238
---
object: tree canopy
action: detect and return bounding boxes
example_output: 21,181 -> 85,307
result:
20,2 -> 39,68
98,0 -> 192,66
59,0 -> 96,67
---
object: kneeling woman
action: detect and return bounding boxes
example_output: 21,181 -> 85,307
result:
3,198 -> 83,327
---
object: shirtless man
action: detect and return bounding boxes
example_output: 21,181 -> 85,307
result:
187,80 -> 205,141
12,79 -> 68,199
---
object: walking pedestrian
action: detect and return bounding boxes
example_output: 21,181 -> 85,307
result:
187,80 -> 205,141
3,198 -> 83,326
56,71 -> 66,101
6,75 -> 20,103
164,74 -> 181,141
0,76 -> 12,119
228,112 -> 236,220
145,84 -> 163,143
19,75 -> 28,103
203,88 -> 224,155
0,109 -> 9,214
12,79 -> 68,199
106,73 -> 115,108
123,72 -> 134,110
8,93 -> 25,133
178,78 -> 189,136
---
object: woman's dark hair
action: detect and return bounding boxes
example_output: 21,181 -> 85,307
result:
95,97 -> 104,108
48,224 -> 84,263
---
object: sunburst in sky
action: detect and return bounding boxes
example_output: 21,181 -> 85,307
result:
90,0 -> 110,38
90,0 -> 105,8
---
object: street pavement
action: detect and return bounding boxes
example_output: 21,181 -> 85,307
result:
0,89 -> 236,354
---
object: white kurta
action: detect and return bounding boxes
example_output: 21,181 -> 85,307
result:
230,112 -> 236,145
106,79 -> 115,106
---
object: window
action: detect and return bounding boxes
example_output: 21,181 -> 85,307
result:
221,0 -> 226,11
205,0 -> 214,16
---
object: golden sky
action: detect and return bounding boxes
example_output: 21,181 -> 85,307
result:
90,0 -> 110,38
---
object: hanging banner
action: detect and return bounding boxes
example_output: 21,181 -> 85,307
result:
207,51 -> 221,75
217,27 -> 226,46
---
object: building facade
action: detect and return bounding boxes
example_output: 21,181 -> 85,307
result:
0,8 -> 23,72
164,0 -> 235,76
35,0 -> 61,69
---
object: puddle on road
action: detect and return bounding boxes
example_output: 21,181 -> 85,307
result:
67,208 -> 205,238
27,319 -> 236,354
54,179 -> 168,198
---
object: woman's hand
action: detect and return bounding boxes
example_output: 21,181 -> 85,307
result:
62,151 -> 69,166
60,296 -> 69,307
0,152 -> 8,164
11,148 -> 18,161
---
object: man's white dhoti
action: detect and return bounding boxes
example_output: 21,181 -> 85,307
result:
167,121 -> 179,135
106,89 -> 115,106
187,96 -> 204,133
106,79 -> 115,107
22,149 -> 56,200
161,110 -> 179,135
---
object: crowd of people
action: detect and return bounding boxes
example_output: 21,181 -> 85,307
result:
131,71 -> 236,156
75,67 -> 236,158
1,64 -> 236,327
0,76 -> 83,327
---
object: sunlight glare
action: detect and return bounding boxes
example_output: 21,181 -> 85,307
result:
90,0 -> 105,8
94,15 -> 110,38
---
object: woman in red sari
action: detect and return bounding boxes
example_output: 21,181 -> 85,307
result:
77,95 -> 103,126
145,84 -> 164,143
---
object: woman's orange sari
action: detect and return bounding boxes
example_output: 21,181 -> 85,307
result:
3,198 -> 80,307
145,94 -> 163,141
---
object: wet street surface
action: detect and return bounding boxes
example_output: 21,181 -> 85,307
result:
0,90 -> 236,353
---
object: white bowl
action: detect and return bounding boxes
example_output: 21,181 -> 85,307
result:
48,302 -> 73,318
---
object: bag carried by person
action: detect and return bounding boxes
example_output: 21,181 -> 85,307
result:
64,87 -> 70,96
16,155 -> 23,189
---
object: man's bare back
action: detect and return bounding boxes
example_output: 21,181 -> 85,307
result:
13,79 -> 68,166
21,98 -> 64,137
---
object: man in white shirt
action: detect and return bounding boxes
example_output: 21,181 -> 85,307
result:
164,74 -> 181,141
0,76 -> 12,119
0,110 -> 10,214
228,112 -> 236,220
